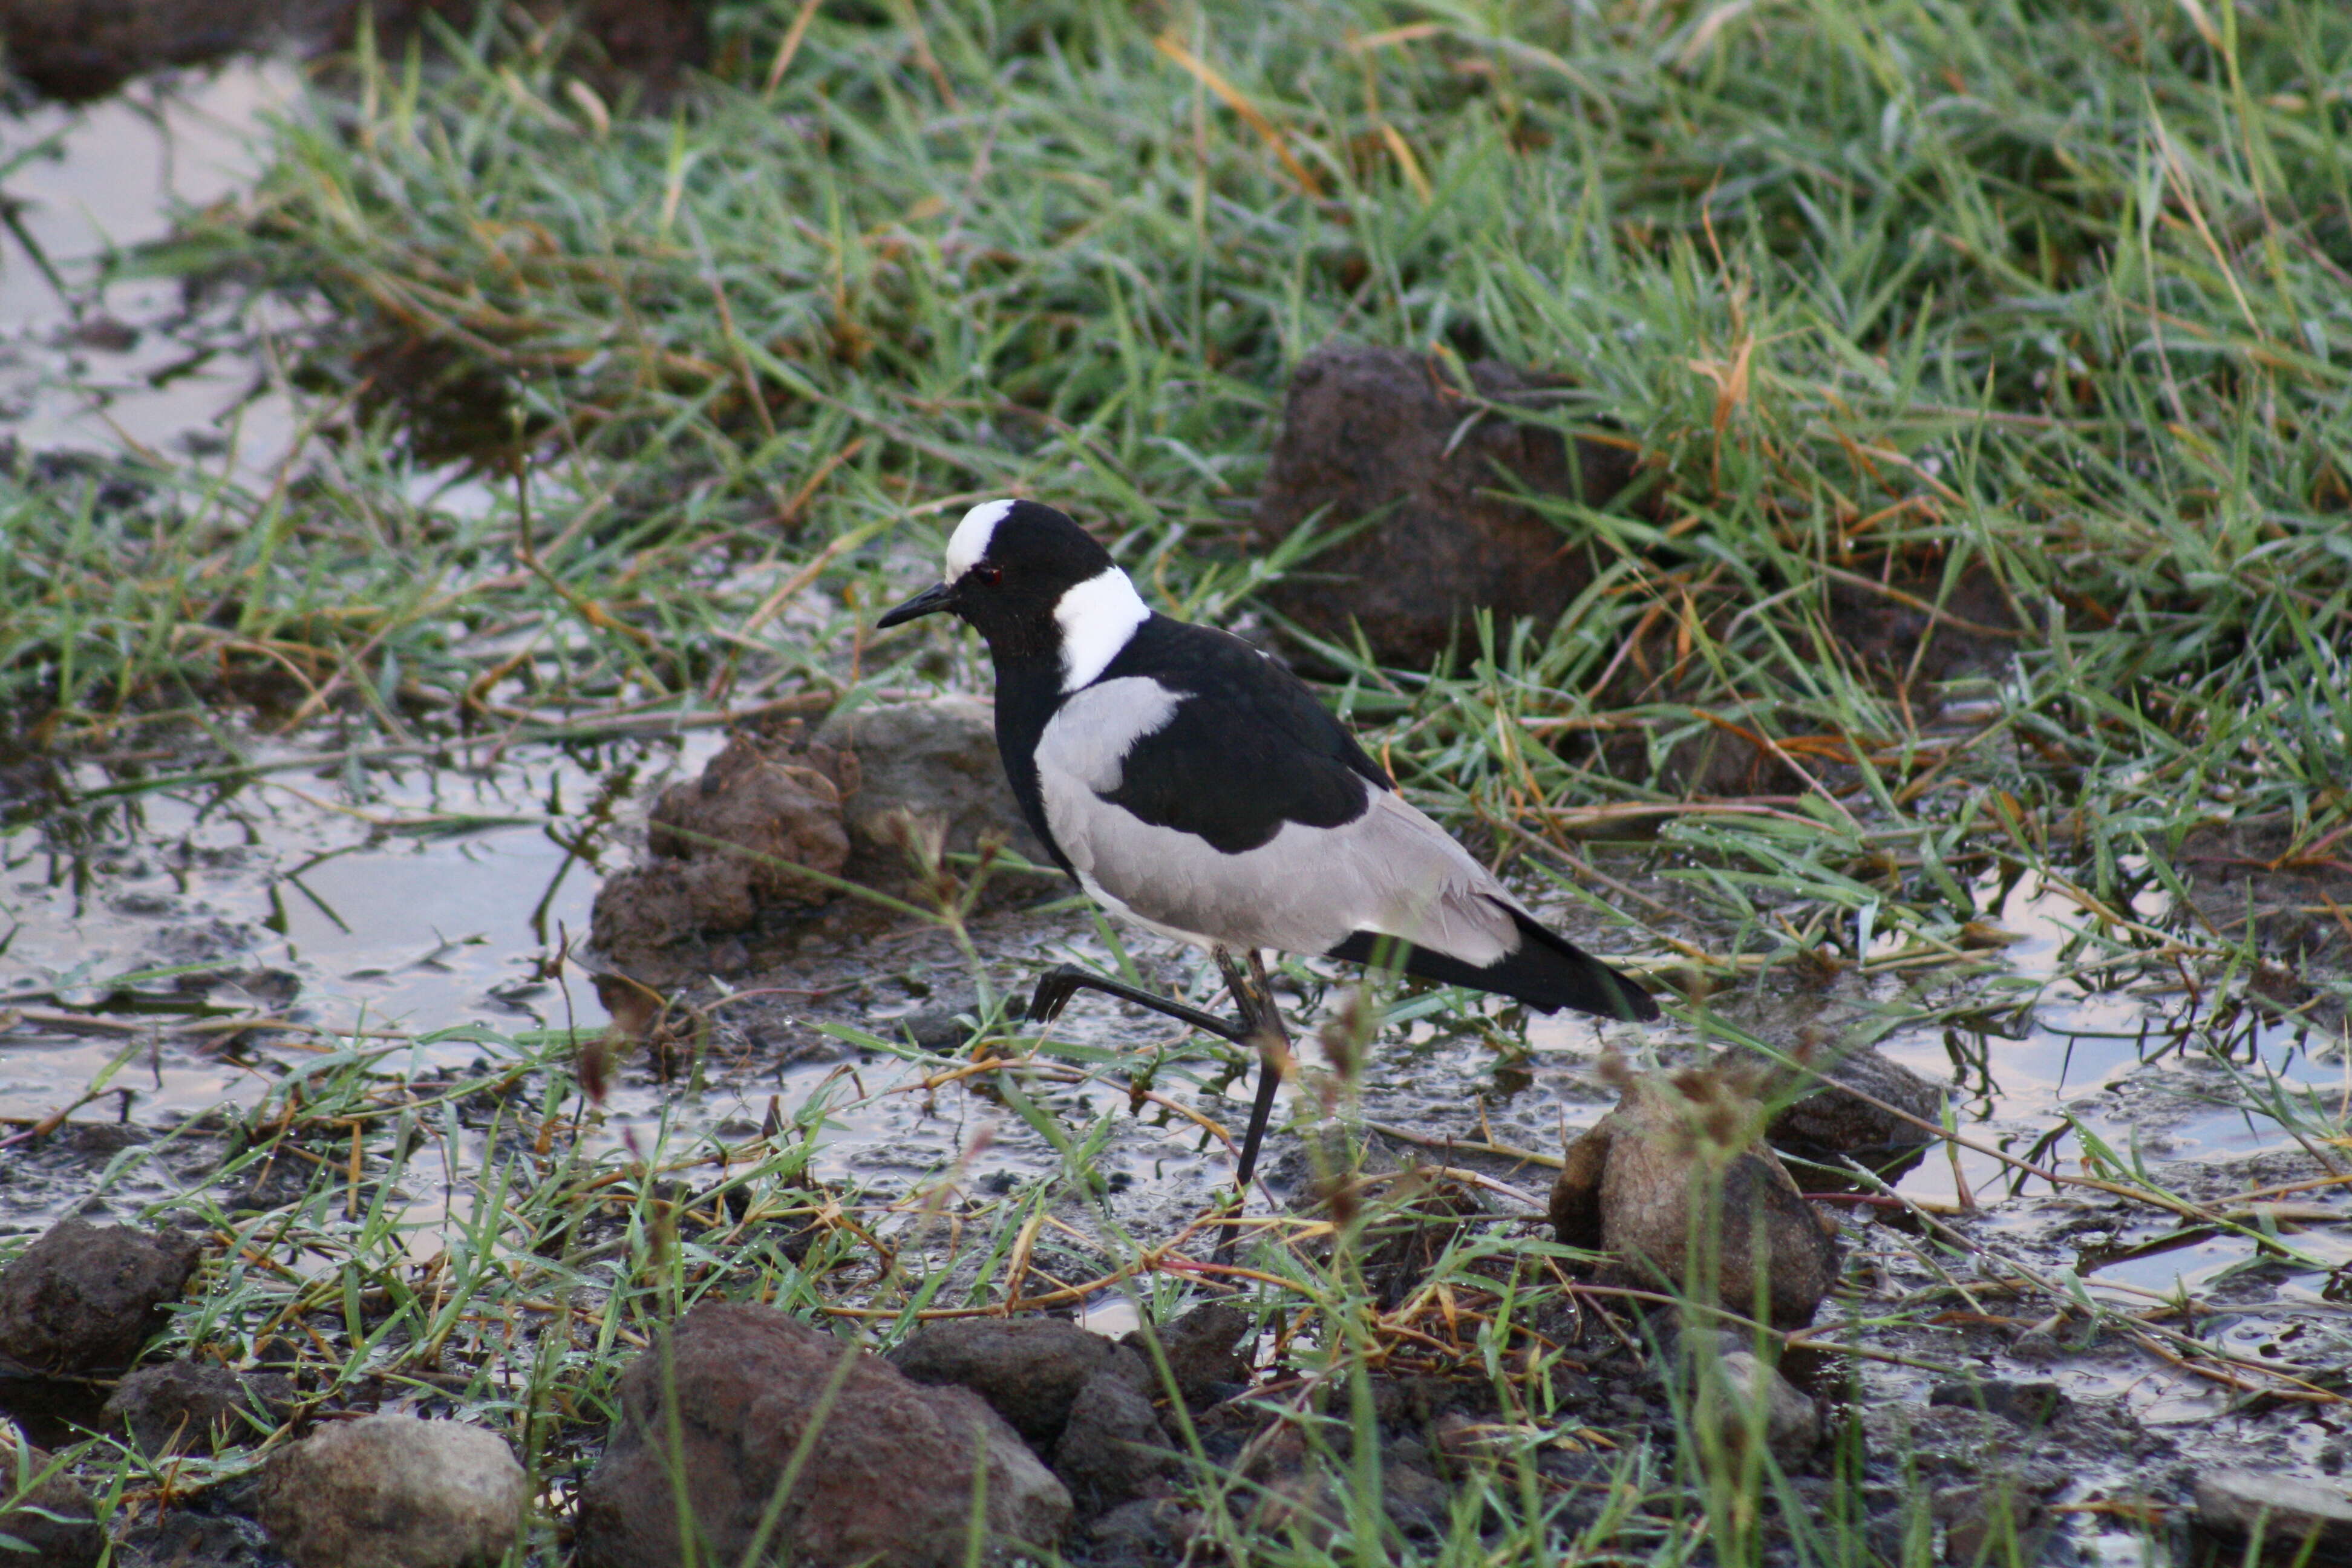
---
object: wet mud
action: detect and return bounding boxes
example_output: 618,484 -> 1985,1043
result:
5,703 -> 2350,1564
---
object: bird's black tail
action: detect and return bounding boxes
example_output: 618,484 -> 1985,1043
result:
1328,909 -> 1660,1022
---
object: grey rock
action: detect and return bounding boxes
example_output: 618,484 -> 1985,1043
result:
888,1316 -> 1149,1448
255,1416 -> 526,1568
100,1359 -> 295,1455
1928,1377 -> 2068,1430
1707,1351 -> 1820,1466
2195,1470 -> 2352,1561
1051,1370 -> 1181,1519
817,697 -> 1048,884
578,1302 -> 1070,1568
1380,1462 -> 1451,1537
0,1218 -> 200,1373
1549,1070 -> 1844,1329
1935,1478 -> 2054,1566
1082,1497 -> 1197,1564
1763,1045 -> 1946,1161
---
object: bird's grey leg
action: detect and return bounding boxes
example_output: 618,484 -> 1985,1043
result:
1024,963 -> 1253,1043
1027,951 -> 1291,1256
1214,948 -> 1293,1192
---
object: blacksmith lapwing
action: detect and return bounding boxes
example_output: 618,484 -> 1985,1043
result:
876,498 -> 1658,1196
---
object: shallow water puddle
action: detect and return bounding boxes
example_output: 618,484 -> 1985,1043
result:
1,734 -> 672,1128
1,59 -> 304,471
10,754 -> 2352,1296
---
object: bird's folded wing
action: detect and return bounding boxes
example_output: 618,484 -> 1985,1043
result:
1040,745 -> 1520,962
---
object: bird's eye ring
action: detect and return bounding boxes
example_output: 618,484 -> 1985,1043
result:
972,563 -> 1003,586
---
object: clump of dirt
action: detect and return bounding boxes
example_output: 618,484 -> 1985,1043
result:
577,1301 -> 1072,1568
887,1318 -> 1151,1450
815,695 -> 1051,890
1756,1040 -> 1946,1178
0,1430 -> 100,1568
2177,817 -> 2352,973
1124,1304 -> 1252,1408
99,1359 -> 295,1457
587,724 -> 855,969
0,1217 -> 200,1374
0,0 -> 710,104
589,702 -> 1056,983
1247,344 -> 1651,668
1549,1065 -> 1844,1329
1818,563 -> 2024,687
886,1307 -> 1258,1532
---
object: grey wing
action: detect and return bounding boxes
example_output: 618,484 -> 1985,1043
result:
1036,719 -> 1521,961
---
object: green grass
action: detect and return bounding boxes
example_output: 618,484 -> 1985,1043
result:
4,0 -> 2352,1563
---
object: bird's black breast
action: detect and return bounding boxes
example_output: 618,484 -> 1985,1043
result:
990,656 -> 1073,874
1089,617 -> 1392,854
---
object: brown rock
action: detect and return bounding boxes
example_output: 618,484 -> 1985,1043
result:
577,1302 -> 1071,1568
1122,1303 -> 1253,1409
1249,344 -> 1647,667
0,1431 -> 100,1568
589,730 -> 852,961
99,1359 -> 295,1455
256,1415 -> 528,1568
1549,1070 -> 1843,1329
887,1317 -> 1149,1448
0,1218 -> 200,1373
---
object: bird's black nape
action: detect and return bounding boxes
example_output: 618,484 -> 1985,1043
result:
966,499 -> 1114,586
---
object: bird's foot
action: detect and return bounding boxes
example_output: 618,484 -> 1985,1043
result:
1024,964 -> 1088,1026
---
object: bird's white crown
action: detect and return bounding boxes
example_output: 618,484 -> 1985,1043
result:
943,498 -> 1015,580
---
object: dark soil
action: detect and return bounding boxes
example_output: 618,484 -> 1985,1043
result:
0,0 -> 710,103
1247,343 -> 1651,669
0,1217 -> 200,1374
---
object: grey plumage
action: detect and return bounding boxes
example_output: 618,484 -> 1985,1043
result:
1039,684 -> 1524,964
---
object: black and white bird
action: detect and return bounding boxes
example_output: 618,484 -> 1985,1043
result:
877,498 -> 1658,1194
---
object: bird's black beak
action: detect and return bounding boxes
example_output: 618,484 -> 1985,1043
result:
875,580 -> 958,629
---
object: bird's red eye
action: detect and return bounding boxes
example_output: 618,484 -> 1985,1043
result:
972,563 -> 1003,586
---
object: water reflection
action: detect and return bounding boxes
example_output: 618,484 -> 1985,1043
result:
2,59 -> 302,472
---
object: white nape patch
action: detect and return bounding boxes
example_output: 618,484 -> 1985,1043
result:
1054,567 -> 1151,691
944,498 -> 1016,579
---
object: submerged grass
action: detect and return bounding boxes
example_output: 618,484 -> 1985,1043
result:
4,0 -> 2352,1563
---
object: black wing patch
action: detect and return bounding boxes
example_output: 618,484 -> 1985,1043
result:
1330,909 -> 1659,1022
1093,618 -> 1391,854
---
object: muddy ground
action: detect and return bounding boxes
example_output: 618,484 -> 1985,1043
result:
5,6 -> 2352,1564
5,705 -> 2351,1565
